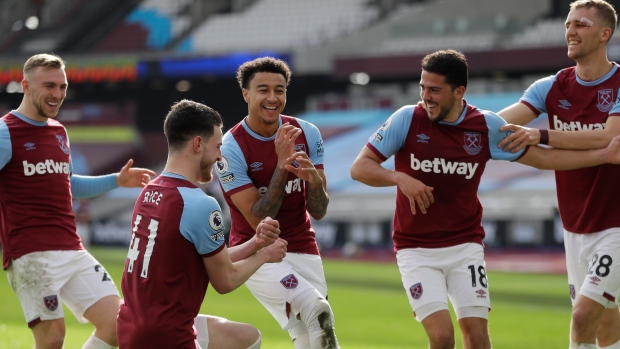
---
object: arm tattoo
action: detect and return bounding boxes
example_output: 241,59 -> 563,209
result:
306,180 -> 329,220
252,166 -> 288,219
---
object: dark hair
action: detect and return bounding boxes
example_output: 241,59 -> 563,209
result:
236,57 -> 292,89
23,53 -> 65,76
163,99 -> 223,151
570,0 -> 617,40
421,49 -> 468,89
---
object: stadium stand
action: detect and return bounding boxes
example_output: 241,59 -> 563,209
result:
507,18 -> 567,48
181,0 -> 380,54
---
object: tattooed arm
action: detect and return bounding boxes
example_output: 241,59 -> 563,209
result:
305,168 -> 329,220
285,152 -> 329,220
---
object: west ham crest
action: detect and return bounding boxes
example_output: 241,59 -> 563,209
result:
409,282 -> 423,300
569,284 -> 575,300
44,295 -> 59,311
56,135 -> 70,155
463,132 -> 482,155
280,274 -> 298,289
597,89 -> 613,112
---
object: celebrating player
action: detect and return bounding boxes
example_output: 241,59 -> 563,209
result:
0,53 -> 155,349
117,99 -> 288,349
350,49 -> 620,349
215,57 -> 340,349
497,1 -> 620,348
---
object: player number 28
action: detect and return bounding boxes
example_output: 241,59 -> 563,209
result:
587,254 -> 613,278
126,214 -> 159,279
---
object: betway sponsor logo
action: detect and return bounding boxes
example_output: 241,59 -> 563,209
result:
411,154 -> 479,180
23,160 -> 70,176
553,115 -> 605,131
258,178 -> 302,196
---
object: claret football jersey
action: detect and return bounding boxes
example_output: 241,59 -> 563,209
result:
520,64 -> 620,233
367,103 -> 526,251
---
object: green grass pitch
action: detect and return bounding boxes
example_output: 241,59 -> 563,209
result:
0,247 -> 571,348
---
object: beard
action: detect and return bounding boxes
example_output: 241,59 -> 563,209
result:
198,159 -> 214,184
33,98 -> 61,120
426,98 -> 455,123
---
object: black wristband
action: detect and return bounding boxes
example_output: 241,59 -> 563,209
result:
539,129 -> 549,145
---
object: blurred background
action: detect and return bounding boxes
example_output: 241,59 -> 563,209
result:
2,0 -> 616,263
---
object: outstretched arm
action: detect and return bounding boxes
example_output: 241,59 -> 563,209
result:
496,103 -> 541,152
350,146 -> 434,215
498,102 -> 538,126
498,100 -> 620,151
71,159 -> 156,198
516,135 -> 620,170
116,159 -> 157,188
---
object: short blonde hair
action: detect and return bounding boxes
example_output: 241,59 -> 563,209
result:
23,53 -> 66,77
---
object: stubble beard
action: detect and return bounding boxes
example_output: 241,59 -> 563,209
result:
198,160 -> 214,184
33,98 -> 60,120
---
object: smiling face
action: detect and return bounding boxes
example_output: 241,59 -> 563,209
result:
565,7 -> 607,61
419,70 -> 464,123
242,72 -> 287,134
23,66 -> 68,122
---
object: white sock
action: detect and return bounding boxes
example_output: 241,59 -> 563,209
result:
569,343 -> 597,349
599,339 -> 620,349
82,334 -> 115,349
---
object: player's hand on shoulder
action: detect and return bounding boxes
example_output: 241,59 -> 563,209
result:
254,216 -> 281,248
395,172 -> 434,215
275,122 -> 302,169
261,238 -> 288,263
497,124 -> 539,152
116,159 -> 157,188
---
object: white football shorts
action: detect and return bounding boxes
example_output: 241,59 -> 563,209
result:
245,252 -> 328,330
564,228 -> 620,308
6,250 -> 119,326
396,243 -> 490,322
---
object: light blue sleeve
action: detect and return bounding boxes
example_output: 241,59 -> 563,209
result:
612,87 -> 620,114
367,105 -> 414,159
70,174 -> 119,198
0,119 -> 11,170
481,110 -> 527,161
215,132 -> 252,193
178,187 -> 225,255
521,75 -> 555,114
64,126 -> 117,198
298,119 -> 324,166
